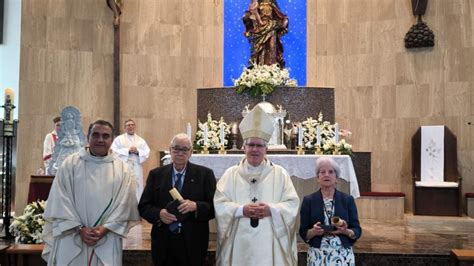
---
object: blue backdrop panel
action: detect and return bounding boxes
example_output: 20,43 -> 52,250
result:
223,0 -> 307,86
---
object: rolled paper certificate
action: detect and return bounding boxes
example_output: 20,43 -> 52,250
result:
169,188 -> 184,201
186,122 -> 192,138
331,216 -> 344,227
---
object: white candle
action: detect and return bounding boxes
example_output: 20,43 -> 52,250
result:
334,123 -> 339,143
204,124 -> 208,145
186,122 -> 192,138
231,123 -> 238,134
220,124 -> 225,146
316,126 -> 321,145
298,126 -> 303,146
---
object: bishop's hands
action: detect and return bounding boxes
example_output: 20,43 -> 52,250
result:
243,203 -> 271,219
79,225 -> 109,246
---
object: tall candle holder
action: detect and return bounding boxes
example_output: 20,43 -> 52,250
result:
218,144 -> 227,154
332,146 -> 340,155
297,145 -> 305,155
201,145 -> 209,154
315,144 -> 323,155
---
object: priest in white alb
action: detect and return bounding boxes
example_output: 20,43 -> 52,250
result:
42,120 -> 141,266
214,105 -> 300,266
111,119 -> 150,200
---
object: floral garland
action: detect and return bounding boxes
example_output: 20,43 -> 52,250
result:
234,62 -> 297,97
301,112 -> 353,155
194,113 -> 231,150
10,200 -> 46,244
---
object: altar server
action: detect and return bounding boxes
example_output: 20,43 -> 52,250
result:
111,119 -> 150,200
43,116 -> 61,170
214,105 -> 300,266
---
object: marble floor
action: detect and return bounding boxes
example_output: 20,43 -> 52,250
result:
124,214 -> 474,256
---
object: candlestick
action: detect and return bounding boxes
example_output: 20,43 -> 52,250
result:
315,144 -> 322,155
297,145 -> 305,155
334,123 -> 339,143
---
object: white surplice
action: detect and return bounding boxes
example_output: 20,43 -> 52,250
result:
42,148 -> 141,266
214,159 -> 300,266
43,130 -> 57,169
111,133 -> 150,201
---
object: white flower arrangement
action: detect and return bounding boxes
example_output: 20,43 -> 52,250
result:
194,113 -> 231,150
301,112 -> 353,155
9,200 -> 46,244
234,62 -> 297,97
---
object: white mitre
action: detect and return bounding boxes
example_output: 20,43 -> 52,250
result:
239,105 -> 274,142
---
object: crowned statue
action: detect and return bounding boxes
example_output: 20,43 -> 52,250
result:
47,106 -> 86,175
243,0 -> 288,67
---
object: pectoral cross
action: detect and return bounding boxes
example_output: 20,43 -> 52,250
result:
251,197 -> 258,203
251,178 -> 257,184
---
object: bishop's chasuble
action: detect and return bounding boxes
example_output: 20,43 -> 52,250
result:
214,159 -> 300,266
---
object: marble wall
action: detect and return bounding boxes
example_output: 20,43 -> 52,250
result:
307,0 -> 474,211
15,0 -> 473,213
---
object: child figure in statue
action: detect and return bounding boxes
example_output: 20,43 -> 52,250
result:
243,0 -> 289,67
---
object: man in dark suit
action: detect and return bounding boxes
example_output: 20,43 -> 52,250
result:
138,133 -> 216,266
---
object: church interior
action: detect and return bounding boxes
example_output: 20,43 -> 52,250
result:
0,0 -> 473,265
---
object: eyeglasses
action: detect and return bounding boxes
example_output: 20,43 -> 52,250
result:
125,124 -> 135,127
171,146 -> 191,153
245,143 -> 266,148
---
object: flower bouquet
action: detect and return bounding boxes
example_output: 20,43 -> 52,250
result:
234,62 -> 297,97
194,113 -> 231,150
9,200 -> 46,244
301,112 -> 353,155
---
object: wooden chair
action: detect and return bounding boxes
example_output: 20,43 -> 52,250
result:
412,126 -> 461,216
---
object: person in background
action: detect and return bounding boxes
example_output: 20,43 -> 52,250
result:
214,105 -> 300,265
299,157 -> 362,266
42,120 -> 140,265
111,119 -> 150,201
43,116 -> 61,171
139,133 -> 216,266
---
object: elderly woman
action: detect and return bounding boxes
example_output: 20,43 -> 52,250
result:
299,157 -> 362,265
